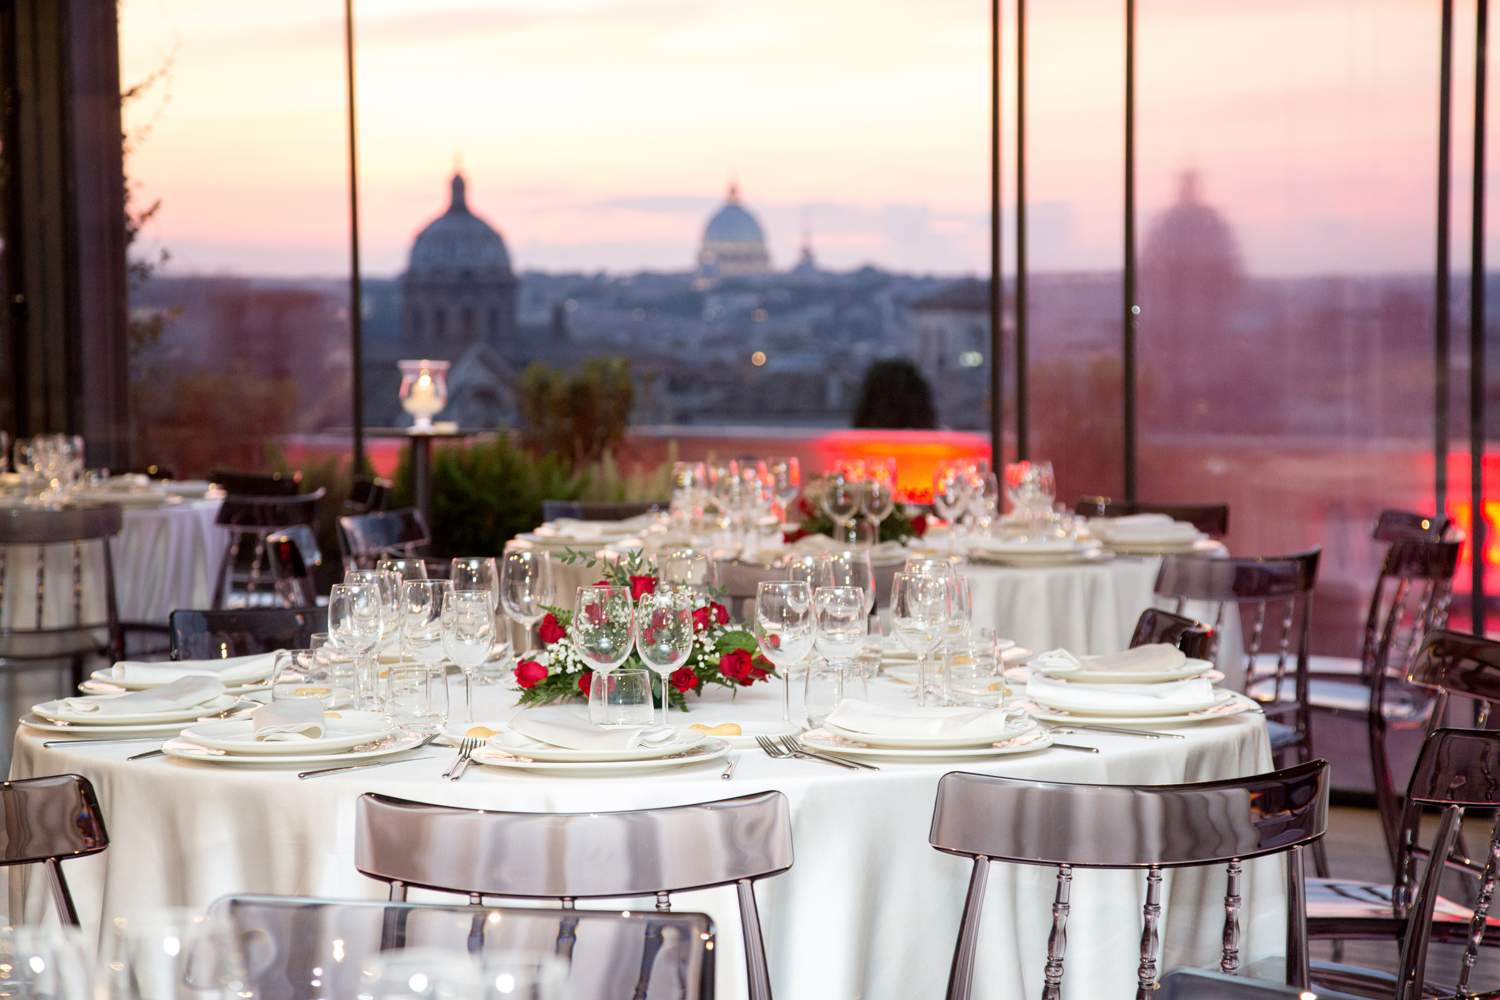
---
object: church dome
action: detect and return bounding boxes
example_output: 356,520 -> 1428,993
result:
699,182 -> 770,276
409,174 -> 513,275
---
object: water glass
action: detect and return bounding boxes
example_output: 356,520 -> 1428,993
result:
388,660 -> 449,733
271,649 -> 344,709
501,550 -> 554,652
821,470 -> 860,534
600,668 -> 655,727
572,585 -> 636,725
657,547 -> 719,590
804,656 -> 844,729
442,589 -> 494,724
818,549 -> 876,619
635,589 -> 694,726
754,580 -> 814,723
891,571 -> 950,707
99,909 -> 248,1000
944,643 -> 1007,708
328,583 -> 383,710
0,926 -> 90,1000
814,585 -> 866,668
403,580 -> 453,668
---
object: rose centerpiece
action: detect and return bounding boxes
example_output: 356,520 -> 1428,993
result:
512,548 -> 777,711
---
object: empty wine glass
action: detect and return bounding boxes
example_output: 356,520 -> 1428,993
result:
100,909 -> 248,1000
861,458 -> 897,536
785,553 -> 821,587
345,568 -> 402,656
822,471 -> 861,542
754,580 -> 814,724
0,926 -> 89,1000
657,547 -> 719,591
818,548 -> 876,621
572,585 -> 636,726
501,550 -> 554,653
812,585 -> 865,720
403,580 -> 451,669
442,589 -> 494,724
328,582 -> 383,710
634,589 -> 694,726
933,463 -> 973,557
970,470 -> 1001,536
451,556 -> 499,610
891,571 -> 950,707
767,456 -> 801,507
945,573 -> 973,650
377,557 -> 429,581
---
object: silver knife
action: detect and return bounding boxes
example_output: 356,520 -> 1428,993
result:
1049,742 -> 1100,754
43,737 -> 164,747
298,735 -> 441,779
1051,722 -> 1184,740
720,753 -> 740,780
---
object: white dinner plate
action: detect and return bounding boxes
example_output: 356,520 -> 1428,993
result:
1025,684 -> 1230,717
485,730 -> 707,762
470,739 -> 730,775
439,719 -> 511,745
681,720 -> 801,749
32,693 -> 243,726
159,733 -> 425,767
967,547 -> 1109,567
1033,657 -> 1216,685
18,715 -> 198,739
822,712 -> 1032,750
799,725 -> 1053,758
79,678 -> 270,697
178,714 -> 398,756
88,669 -> 273,693
1017,692 -> 1261,726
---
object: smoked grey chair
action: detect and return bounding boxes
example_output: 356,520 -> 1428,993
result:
215,895 -> 714,1000
337,508 -> 431,570
928,760 -> 1330,1000
0,774 -> 109,925
1074,497 -> 1230,538
213,490 -> 324,609
354,790 -> 793,1000
1128,607 -> 1213,661
169,607 -> 326,660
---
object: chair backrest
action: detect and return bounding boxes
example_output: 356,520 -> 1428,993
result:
1373,509 -> 1452,543
338,508 -> 431,569
214,492 -> 325,609
169,607 -> 326,659
1073,497 -> 1230,538
541,500 -> 660,523
929,761 -> 1328,1000
215,491 -> 323,531
345,476 -> 392,515
210,470 -> 301,497
215,895 -> 714,1000
0,505 -> 124,661
355,790 -> 792,1000
1406,628 -> 1500,704
0,774 -> 108,926
1128,608 -> 1213,661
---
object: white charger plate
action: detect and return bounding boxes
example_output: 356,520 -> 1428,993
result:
32,693 -> 242,726
89,668 -> 273,692
160,733 -> 425,767
80,678 -> 270,697
1017,692 -> 1261,726
485,730 -> 707,763
19,715 -> 199,738
822,712 -> 1032,750
178,714 -> 398,756
799,725 -> 1052,758
1033,657 -> 1215,685
470,740 -> 730,774
681,720 -> 801,749
1025,685 -> 1231,717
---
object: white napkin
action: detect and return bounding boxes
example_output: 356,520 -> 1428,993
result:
969,536 -> 1082,554
1092,515 -> 1201,544
58,676 -> 226,716
1033,644 -> 1187,675
826,699 -> 1021,738
504,706 -> 677,752
110,651 -> 279,687
250,698 -> 326,741
1025,674 -> 1220,713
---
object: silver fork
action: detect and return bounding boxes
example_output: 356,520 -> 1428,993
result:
756,735 -> 858,770
448,738 -> 482,781
778,736 -> 878,771
442,737 -> 478,779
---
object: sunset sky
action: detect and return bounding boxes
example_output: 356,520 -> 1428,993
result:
118,0 -> 1485,279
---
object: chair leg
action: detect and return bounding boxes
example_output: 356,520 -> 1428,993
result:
47,859 -> 80,927
1311,838 -> 1330,879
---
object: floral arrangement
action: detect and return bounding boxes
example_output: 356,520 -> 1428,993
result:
784,474 -> 928,545
511,548 -> 777,711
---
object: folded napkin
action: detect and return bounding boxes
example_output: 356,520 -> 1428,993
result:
1092,515 -> 1200,544
250,698 -> 326,741
59,676 -> 226,716
505,706 -> 677,752
110,651 -> 279,687
1025,674 -> 1219,714
1033,644 -> 1187,675
826,699 -> 1021,738
969,535 -> 1082,554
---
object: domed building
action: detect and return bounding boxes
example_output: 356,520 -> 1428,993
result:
402,172 -> 517,350
698,182 -> 771,277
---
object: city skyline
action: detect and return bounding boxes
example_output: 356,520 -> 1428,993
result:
120,0 -> 1489,278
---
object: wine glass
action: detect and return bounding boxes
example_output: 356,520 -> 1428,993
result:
328,582 -> 383,710
768,456 -> 801,507
451,556 -> 499,610
971,470 -> 1001,536
657,547 -> 719,591
822,471 -> 861,542
785,553 -> 821,587
501,550 -> 554,653
945,573 -> 973,650
403,580 -> 451,669
377,557 -> 429,581
345,568 -> 402,656
861,458 -> 897,536
635,589 -> 694,726
891,571 -> 950,707
754,580 -> 814,724
442,589 -> 494,724
571,585 -> 637,726
0,926 -> 89,1000
818,548 -> 876,621
813,585 -> 865,720
100,908 -> 248,1000
932,463 -> 972,557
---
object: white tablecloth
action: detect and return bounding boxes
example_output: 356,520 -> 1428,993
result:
10,676 -> 1281,999
111,499 -> 226,624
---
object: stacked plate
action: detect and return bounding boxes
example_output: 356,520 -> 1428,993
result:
21,692 -> 246,739
82,653 -> 276,698
798,702 -> 1051,760
967,536 -> 1105,567
1020,653 -> 1254,725
159,711 -> 422,767
880,637 -> 1031,687
471,716 -> 730,775
1087,515 -> 1209,555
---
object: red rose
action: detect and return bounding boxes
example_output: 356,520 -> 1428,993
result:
692,605 -> 713,632
514,660 -> 548,688
749,654 -> 772,681
670,666 -> 699,693
782,528 -> 807,544
537,613 -> 566,645
584,602 -> 605,626
719,648 -> 753,681
910,514 -> 928,537
595,578 -> 611,586
712,603 -> 729,625
578,671 -> 593,696
629,575 -> 658,600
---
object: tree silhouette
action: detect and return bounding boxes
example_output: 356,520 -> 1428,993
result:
852,358 -> 936,429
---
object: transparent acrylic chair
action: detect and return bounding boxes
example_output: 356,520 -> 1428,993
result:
928,760 -> 1329,1000
354,789 -> 792,1000
215,894 -> 714,1000
0,774 -> 108,925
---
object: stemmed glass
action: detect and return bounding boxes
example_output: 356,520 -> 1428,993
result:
635,589 -> 695,727
767,456 -> 801,510
933,463 -> 973,557
822,470 -> 861,543
572,585 -> 637,726
442,589 -> 494,724
345,568 -> 402,658
501,550 -> 554,653
754,580 -> 814,724
891,571 -> 950,707
450,556 -> 499,609
100,909 -> 247,1000
861,458 -> 897,537
785,553 -> 821,588
971,470 -> 1001,536
945,573 -> 973,651
377,557 -> 429,581
328,582 -> 383,710
657,547 -> 719,591
818,549 -> 876,621
812,585 -> 866,716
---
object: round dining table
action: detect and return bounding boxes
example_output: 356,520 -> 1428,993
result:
10,674 -> 1282,1000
